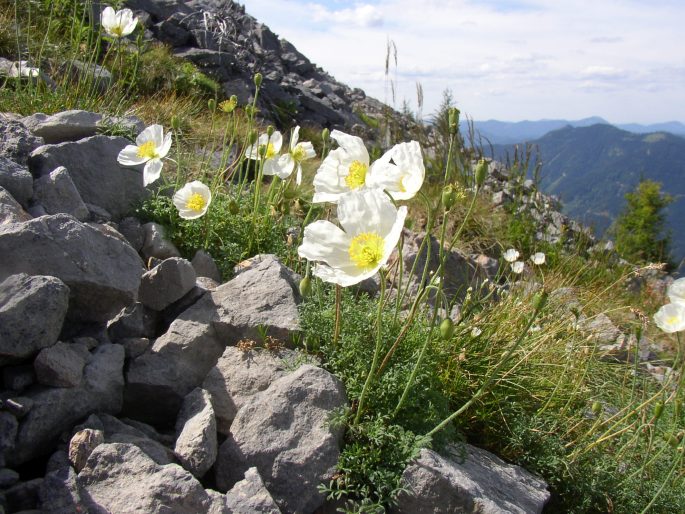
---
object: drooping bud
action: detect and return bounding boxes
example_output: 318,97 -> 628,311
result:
442,184 -> 457,210
207,98 -> 216,112
299,276 -> 313,297
475,159 -> 488,188
532,290 -> 548,312
664,432 -> 681,449
321,127 -> 330,141
591,401 -> 602,416
654,401 -> 664,421
228,199 -> 239,215
439,318 -> 455,340
266,125 -> 274,137
253,72 -> 263,88
170,115 -> 181,131
448,107 -> 460,135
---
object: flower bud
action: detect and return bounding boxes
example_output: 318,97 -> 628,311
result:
591,401 -> 602,416
253,72 -> 263,88
248,130 -> 258,145
170,115 -> 181,131
439,318 -> 455,340
321,127 -> 330,141
299,276 -> 313,297
267,125 -> 274,137
228,200 -> 239,215
442,185 -> 457,210
475,159 -> 488,188
448,107 -> 460,135
654,401 -> 664,421
664,432 -> 681,448
532,291 -> 548,312
207,98 -> 216,112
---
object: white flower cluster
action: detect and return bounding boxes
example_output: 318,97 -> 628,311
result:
502,248 -> 546,274
245,126 -> 316,185
297,132 -> 425,286
653,278 -> 685,333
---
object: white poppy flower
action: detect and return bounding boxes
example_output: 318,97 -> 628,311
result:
8,61 -> 39,78
101,6 -> 138,38
298,188 -> 407,287
667,277 -> 685,305
117,124 -> 172,186
503,248 -> 520,262
173,181 -> 212,219
531,252 -> 546,265
274,126 -> 316,185
653,303 -> 685,333
366,140 -> 425,200
245,131 -> 288,178
510,261 -> 525,274
312,130 -> 372,203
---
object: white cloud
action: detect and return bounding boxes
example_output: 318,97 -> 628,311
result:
309,3 -> 384,27
243,0 -> 685,123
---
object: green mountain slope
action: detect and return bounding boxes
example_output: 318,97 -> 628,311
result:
491,124 -> 685,263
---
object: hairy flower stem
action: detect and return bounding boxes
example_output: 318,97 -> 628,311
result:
333,285 -> 342,347
427,299 -> 544,437
354,271 -> 387,425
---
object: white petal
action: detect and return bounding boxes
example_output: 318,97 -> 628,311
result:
136,125 -> 159,146
381,205 -> 408,264
337,189 -> 398,237
312,262 -> 375,287
330,130 -> 369,164
296,164 -> 303,186
158,132 -> 172,158
143,159 -> 163,186
298,220 -> 352,269
101,6 -> 115,27
277,154 -> 296,178
123,17 -> 138,36
118,145 -> 147,166
245,143 -> 260,160
297,141 -> 316,160
290,126 -> 300,149
270,131 -> 283,153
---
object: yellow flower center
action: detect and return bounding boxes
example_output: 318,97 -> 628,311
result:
348,232 -> 385,270
399,175 -> 409,193
219,98 -> 237,113
137,140 -> 158,160
345,160 -> 368,189
110,25 -> 124,37
291,145 -> 307,163
667,316 -> 679,326
259,143 -> 276,159
186,193 -> 206,212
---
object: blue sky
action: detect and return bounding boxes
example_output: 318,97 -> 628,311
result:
242,0 -> 685,124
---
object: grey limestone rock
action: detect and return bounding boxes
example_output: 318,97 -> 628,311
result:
393,444 -> 550,514
0,274 -> 70,365
138,257 -> 197,311
0,185 -> 31,225
32,166 -> 89,221
8,344 -> 125,466
141,221 -> 181,261
33,341 -> 87,388
125,255 -> 301,423
117,216 -> 145,251
202,346 -> 301,435
0,214 -> 144,323
0,156 -> 33,207
578,312 -> 621,345
107,302 -> 158,341
29,135 -> 148,220
215,365 -> 347,514
21,110 -> 143,144
0,116 -> 44,165
174,387 -> 218,478
225,467 -> 281,514
192,249 -> 222,282
76,443 -> 224,514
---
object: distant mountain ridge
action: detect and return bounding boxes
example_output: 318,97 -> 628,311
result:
464,117 -> 685,144
489,124 -> 685,264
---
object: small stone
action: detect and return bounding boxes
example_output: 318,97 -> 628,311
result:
174,388 -> 217,478
34,342 -> 87,388
0,156 -> 33,207
119,337 -> 152,359
32,166 -> 89,221
68,429 -> 104,472
191,249 -> 222,282
225,467 -> 281,514
1,397 -> 33,418
138,258 -> 197,311
0,185 -> 31,225
107,303 -> 158,341
141,222 -> 181,261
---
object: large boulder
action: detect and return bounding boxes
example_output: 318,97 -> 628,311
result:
32,166 -> 89,221
76,443 -> 224,513
7,344 -> 125,466
33,341 -> 88,388
125,255 -> 301,423
215,365 -> 347,514
28,135 -> 148,219
138,257 -> 197,311
21,110 -> 143,144
0,273 -> 70,365
393,444 -> 550,514
0,115 -> 44,165
0,214 -> 144,322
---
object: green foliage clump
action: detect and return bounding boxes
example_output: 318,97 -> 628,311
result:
612,179 -> 673,265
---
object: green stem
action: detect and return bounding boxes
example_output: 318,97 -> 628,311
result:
354,271 -> 387,425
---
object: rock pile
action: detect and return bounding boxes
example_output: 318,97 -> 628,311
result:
0,111 -> 553,512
